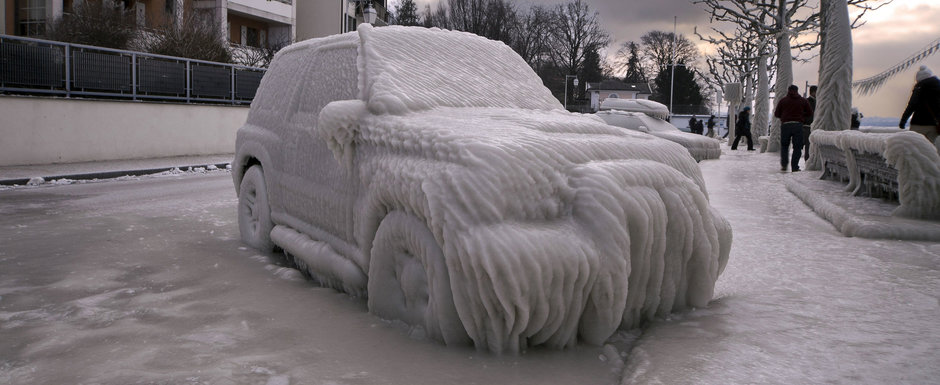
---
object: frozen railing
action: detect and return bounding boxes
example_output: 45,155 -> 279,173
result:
810,129 -> 940,220
0,34 -> 265,105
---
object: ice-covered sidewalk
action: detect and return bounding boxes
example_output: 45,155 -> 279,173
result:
621,148 -> 939,384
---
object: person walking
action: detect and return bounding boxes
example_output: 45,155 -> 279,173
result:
731,106 -> 754,151
850,108 -> 862,130
706,115 -> 716,137
774,84 -> 813,172
688,116 -> 698,134
803,85 -> 817,160
899,65 -> 940,146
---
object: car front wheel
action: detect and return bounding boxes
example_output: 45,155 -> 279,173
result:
238,165 -> 274,251
368,211 -> 469,346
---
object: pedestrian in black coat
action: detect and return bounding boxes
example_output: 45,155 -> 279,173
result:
731,106 -> 754,151
899,65 -> 940,146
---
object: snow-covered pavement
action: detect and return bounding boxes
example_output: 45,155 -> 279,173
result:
0,149 -> 936,384
622,149 -> 939,384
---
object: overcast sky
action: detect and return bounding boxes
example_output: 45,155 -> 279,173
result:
392,0 -> 940,118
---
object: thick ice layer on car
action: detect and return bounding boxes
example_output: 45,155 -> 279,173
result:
351,107 -> 731,353
244,25 -> 733,354
358,25 -> 561,114
597,111 -> 721,162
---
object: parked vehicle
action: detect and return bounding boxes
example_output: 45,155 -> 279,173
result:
596,110 -> 722,162
233,25 -> 731,353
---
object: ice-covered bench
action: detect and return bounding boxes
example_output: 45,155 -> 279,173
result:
809,130 -> 940,220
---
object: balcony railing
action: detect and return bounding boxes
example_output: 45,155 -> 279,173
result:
0,34 -> 266,105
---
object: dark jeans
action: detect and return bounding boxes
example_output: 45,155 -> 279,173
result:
731,129 -> 753,150
802,125 -> 811,160
781,122 -> 804,170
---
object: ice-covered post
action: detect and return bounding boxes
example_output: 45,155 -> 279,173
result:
807,0 -> 853,171
754,53 -> 770,139
767,0 -> 794,153
724,82 -> 742,143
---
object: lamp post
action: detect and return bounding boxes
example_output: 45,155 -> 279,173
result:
565,75 -> 579,111
362,1 -> 377,25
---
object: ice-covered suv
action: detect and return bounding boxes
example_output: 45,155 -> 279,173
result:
233,25 -> 731,354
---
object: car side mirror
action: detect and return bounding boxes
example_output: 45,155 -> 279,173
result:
638,125 -> 650,133
316,100 -> 368,166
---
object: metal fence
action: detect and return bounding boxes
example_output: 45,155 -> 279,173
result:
0,34 -> 265,105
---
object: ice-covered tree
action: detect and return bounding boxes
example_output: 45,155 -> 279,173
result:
695,0 -> 889,152
806,0 -> 853,169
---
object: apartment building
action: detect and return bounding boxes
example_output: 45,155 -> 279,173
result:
2,0 -> 294,48
295,0 -> 387,41
4,0 -> 388,46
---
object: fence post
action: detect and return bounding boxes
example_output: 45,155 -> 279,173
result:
132,53 -> 137,101
230,65 -> 236,105
64,43 -> 71,98
186,59 -> 191,103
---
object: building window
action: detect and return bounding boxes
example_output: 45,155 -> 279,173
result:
241,26 -> 260,48
15,0 -> 46,37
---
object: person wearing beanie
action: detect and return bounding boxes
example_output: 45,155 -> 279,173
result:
774,84 -> 813,172
731,105 -> 754,150
900,65 -> 940,147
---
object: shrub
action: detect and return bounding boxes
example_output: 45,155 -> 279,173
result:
45,0 -> 137,49
140,12 -> 232,63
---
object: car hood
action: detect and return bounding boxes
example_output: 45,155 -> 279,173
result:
647,131 -> 722,161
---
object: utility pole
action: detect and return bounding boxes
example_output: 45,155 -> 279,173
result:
669,16 -> 677,118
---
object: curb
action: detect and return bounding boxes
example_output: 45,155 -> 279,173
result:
0,162 -> 232,186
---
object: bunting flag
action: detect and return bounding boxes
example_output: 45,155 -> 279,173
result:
852,37 -> 940,95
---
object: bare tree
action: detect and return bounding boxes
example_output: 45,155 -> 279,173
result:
639,31 -> 699,76
139,11 -> 231,63
232,32 -> 291,68
546,0 -> 611,77
45,0 -> 137,50
511,5 -> 552,71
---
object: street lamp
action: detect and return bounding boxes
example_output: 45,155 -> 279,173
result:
565,75 -> 579,111
362,1 -> 377,25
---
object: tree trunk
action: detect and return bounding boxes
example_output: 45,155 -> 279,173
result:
807,0 -> 853,170
754,54 -> 770,140
767,0 -> 792,153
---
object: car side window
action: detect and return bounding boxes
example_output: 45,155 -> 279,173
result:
290,46 -> 359,130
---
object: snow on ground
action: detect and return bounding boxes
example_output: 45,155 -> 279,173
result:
620,148 -> 939,384
0,148 -> 936,384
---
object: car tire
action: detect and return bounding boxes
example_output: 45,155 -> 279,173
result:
368,211 -> 469,346
238,165 -> 274,251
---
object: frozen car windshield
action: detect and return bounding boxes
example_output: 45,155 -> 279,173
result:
359,26 -> 562,114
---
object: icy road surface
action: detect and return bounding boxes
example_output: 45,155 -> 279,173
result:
1,150 -> 938,384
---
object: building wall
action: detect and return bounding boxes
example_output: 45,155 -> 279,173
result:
295,0 -> 341,41
3,0 -> 13,35
0,96 -> 247,166
228,12 -> 267,46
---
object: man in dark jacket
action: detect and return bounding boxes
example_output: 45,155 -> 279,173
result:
731,106 -> 754,150
899,65 -> 940,146
803,85 -> 817,160
706,115 -> 716,137
774,84 -> 813,172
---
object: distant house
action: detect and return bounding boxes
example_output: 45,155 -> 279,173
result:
586,80 -> 652,112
